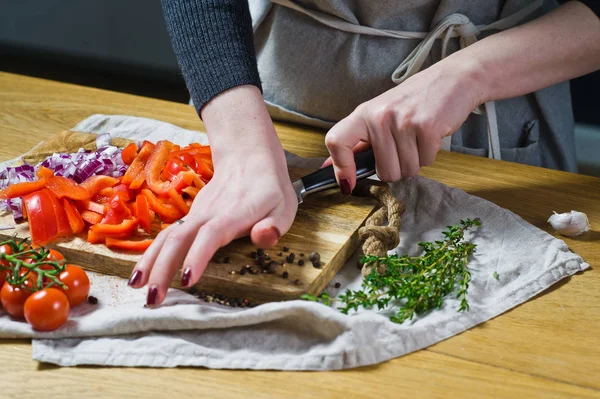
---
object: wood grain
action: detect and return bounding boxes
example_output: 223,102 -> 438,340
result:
1,72 -> 599,398
0,130 -> 376,303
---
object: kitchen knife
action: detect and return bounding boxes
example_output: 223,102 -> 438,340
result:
292,149 -> 376,204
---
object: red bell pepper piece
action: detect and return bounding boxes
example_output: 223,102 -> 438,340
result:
89,218 -> 139,236
135,194 -> 152,234
62,198 -> 85,234
100,193 -> 132,224
122,141 -> 154,186
168,188 -> 190,214
80,210 -> 104,225
45,176 -> 91,201
87,229 -> 134,244
36,166 -> 55,179
141,189 -> 183,223
181,186 -> 199,199
0,178 -> 48,200
113,184 -> 133,202
98,187 -> 115,197
76,199 -> 107,215
105,238 -> 154,252
47,190 -> 73,239
80,175 -> 120,197
194,158 -> 214,180
144,140 -> 175,196
121,142 -> 138,165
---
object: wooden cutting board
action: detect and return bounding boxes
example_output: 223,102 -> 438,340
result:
0,131 -> 377,303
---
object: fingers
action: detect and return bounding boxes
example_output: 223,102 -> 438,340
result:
144,219 -> 203,305
325,112 -> 369,194
394,127 -> 421,178
180,217 -> 242,289
321,141 -> 371,168
128,224 -> 176,289
250,200 -> 297,249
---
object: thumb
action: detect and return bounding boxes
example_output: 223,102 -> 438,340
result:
325,112 -> 369,195
321,141 -> 371,169
250,202 -> 297,249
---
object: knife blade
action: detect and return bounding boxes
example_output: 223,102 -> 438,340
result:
292,149 -> 376,204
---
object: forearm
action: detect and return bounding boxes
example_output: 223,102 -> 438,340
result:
446,1 -> 600,104
161,0 -> 261,113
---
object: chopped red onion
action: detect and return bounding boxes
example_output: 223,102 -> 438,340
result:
0,133 -> 128,222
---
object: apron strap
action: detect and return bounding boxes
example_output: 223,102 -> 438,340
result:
271,0 -> 544,159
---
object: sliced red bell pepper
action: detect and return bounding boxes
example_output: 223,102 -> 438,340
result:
144,140 -> 175,196
36,166 -> 55,179
0,178 -> 47,200
76,199 -> 107,215
121,143 -> 138,165
105,238 -> 154,252
168,188 -> 190,214
45,176 -> 90,201
47,190 -> 73,239
80,175 -> 120,197
22,189 -> 55,244
182,186 -> 199,199
62,198 -> 85,234
100,193 -> 132,224
89,218 -> 139,236
194,158 -> 214,180
135,194 -> 152,234
122,141 -> 155,186
113,184 -> 133,202
98,187 -> 115,197
80,210 -> 104,225
87,229 -> 134,244
141,189 -> 183,222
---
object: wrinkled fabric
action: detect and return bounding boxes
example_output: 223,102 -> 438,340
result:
0,115 -> 587,369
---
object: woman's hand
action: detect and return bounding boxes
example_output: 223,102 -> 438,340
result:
324,58 -> 485,193
128,85 -> 298,306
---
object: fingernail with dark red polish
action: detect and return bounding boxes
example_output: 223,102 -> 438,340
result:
340,179 -> 351,196
270,226 -> 281,240
181,268 -> 191,287
147,286 -> 158,306
128,270 -> 142,286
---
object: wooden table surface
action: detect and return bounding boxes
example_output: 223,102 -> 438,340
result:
0,72 -> 598,399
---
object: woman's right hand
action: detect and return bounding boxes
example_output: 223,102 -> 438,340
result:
128,86 -> 298,306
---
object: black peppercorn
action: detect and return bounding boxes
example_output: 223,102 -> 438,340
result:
239,268 -> 247,275
300,253 -> 305,257
224,256 -> 231,264
268,261 -> 278,274
278,252 -> 283,256
283,246 -> 289,252
298,259 -> 305,266
309,252 -> 320,263
312,261 -> 321,268
251,251 -> 258,259
286,253 -> 295,263
334,282 -> 341,288
87,296 -> 98,305
257,248 -> 264,256
282,271 -> 289,279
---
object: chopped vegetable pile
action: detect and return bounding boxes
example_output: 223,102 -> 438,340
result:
0,238 -> 90,331
0,135 -> 213,251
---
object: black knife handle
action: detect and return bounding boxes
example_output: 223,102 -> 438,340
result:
301,149 -> 376,196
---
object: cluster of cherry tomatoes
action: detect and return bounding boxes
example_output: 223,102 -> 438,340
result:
0,239 -> 90,331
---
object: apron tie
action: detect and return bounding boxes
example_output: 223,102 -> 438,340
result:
271,0 -> 544,159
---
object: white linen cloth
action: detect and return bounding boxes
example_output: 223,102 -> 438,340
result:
0,114 -> 588,369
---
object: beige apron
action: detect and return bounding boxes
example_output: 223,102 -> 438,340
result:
249,0 -> 577,171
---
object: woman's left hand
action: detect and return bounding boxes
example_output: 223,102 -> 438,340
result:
323,58 -> 485,193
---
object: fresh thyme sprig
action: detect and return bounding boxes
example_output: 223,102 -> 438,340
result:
302,218 -> 481,324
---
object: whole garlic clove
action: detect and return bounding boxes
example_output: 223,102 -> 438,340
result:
547,210 -> 590,237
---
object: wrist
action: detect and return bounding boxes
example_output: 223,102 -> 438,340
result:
441,48 -> 490,108
201,85 -> 281,153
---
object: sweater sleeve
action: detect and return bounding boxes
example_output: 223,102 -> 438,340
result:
161,0 -> 262,114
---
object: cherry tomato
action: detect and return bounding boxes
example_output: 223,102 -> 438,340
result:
24,288 -> 70,331
1,282 -> 32,318
0,244 -> 13,268
0,270 -> 9,292
58,264 -> 90,307
45,249 -> 65,263
165,158 -> 185,179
